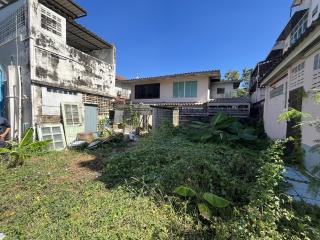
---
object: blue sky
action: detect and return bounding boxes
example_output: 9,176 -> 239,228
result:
76,0 -> 292,79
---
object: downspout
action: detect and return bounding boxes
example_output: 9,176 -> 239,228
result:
15,15 -> 22,142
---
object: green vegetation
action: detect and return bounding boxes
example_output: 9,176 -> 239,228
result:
1,123 -> 320,239
0,128 -> 50,168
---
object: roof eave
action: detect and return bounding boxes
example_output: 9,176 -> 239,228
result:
125,70 -> 221,82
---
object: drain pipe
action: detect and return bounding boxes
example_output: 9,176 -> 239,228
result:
15,15 -> 22,142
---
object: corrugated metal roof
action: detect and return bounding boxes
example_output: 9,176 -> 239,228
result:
66,20 -> 113,52
149,102 -> 205,107
39,0 -> 86,19
209,97 -> 250,104
125,70 -> 221,82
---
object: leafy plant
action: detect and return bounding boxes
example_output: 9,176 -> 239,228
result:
174,186 -> 230,220
0,128 -> 51,168
189,112 -> 257,143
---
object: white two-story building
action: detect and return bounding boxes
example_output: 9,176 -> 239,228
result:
0,0 -> 118,148
255,0 -> 320,177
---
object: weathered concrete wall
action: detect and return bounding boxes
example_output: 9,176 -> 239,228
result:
152,107 -> 173,130
29,0 -> 116,98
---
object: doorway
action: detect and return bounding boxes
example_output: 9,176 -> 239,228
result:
85,104 -> 98,133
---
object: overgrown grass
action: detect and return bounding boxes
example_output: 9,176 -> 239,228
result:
0,151 -> 201,239
1,126 -> 320,239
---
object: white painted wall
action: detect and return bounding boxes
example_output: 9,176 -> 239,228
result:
210,82 -> 237,99
264,75 -> 288,139
130,75 -> 210,104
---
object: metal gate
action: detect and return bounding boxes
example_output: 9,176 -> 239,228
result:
85,104 -> 98,133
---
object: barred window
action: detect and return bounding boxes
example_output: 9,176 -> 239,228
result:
41,8 -> 62,37
0,5 -> 26,45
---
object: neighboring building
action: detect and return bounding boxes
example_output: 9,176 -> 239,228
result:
0,0 -> 118,146
115,75 -> 131,100
257,0 -> 320,176
123,70 -> 249,126
126,70 -> 240,105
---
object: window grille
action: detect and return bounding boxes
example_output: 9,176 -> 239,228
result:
0,5 -> 26,45
41,7 -> 62,37
313,53 -> 320,89
290,62 -> 305,89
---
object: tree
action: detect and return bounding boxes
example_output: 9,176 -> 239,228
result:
241,68 -> 252,90
224,70 -> 240,81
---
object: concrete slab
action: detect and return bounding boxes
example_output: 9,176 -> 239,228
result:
283,167 -> 320,207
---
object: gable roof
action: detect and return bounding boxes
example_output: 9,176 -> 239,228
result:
125,70 -> 221,82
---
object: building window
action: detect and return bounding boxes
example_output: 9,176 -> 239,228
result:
290,62 -> 305,89
314,53 -> 320,70
135,83 -> 160,99
37,124 -> 66,150
64,104 -> 81,125
41,7 -> 62,37
185,81 -> 197,97
173,81 -> 197,98
173,82 -> 185,98
0,5 -> 26,45
270,84 -> 284,98
47,87 -> 77,95
217,88 -> 225,94
290,14 -> 308,46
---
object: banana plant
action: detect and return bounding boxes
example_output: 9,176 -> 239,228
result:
0,128 -> 51,167
190,112 -> 257,143
174,186 -> 230,220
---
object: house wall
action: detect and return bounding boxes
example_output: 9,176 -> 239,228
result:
130,75 -> 210,104
264,43 -> 320,175
264,75 -> 288,139
29,1 -> 116,97
210,82 -> 237,99
25,0 -> 116,125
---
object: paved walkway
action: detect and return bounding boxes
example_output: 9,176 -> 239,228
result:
283,166 -> 320,206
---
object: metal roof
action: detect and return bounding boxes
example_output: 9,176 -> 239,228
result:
209,97 -> 250,104
66,20 -> 113,52
126,70 -> 221,82
39,0 -> 86,19
0,0 -> 17,9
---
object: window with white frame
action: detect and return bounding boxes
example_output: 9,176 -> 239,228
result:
41,7 -> 62,37
290,62 -> 305,89
290,14 -> 308,46
38,124 -> 66,150
64,104 -> 81,125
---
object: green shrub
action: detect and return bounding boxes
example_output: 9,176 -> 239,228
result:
102,127 -> 320,239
